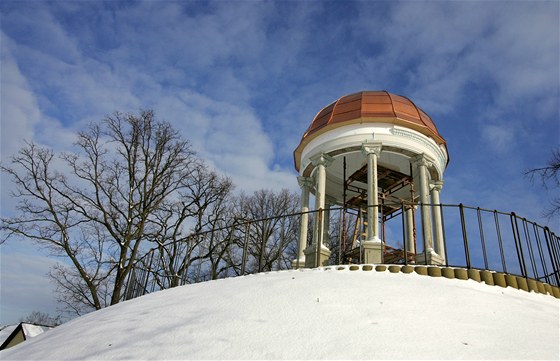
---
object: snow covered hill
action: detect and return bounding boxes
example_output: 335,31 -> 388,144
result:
2,266 -> 558,360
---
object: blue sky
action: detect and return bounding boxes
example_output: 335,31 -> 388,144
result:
1,1 -> 558,325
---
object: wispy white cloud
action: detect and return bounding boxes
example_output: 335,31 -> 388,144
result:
0,36 -> 116,229
352,2 -> 559,125
481,124 -> 515,155
0,34 -> 41,158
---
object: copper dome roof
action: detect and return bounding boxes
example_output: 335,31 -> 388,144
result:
294,91 -> 447,170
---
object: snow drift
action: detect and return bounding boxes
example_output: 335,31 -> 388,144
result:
2,266 -> 558,360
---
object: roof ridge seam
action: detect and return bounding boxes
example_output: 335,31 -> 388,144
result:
385,90 -> 397,118
329,94 -> 345,125
403,94 -> 426,128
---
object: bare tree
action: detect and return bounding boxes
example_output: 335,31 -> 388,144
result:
147,164 -> 234,287
525,147 -> 560,218
233,189 -> 300,273
197,192 -> 237,280
1,110 -> 199,313
20,311 -> 62,326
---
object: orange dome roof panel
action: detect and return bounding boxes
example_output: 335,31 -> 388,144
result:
308,103 -> 335,133
419,109 -> 439,134
297,90 -> 446,156
332,99 -> 361,115
363,94 -> 395,119
362,93 -> 392,104
332,109 -> 361,122
390,95 -> 420,120
339,92 -> 363,103
331,110 -> 363,124
389,93 -> 410,104
361,103 -> 395,116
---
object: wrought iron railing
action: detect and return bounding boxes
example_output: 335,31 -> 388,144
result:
376,203 -> 560,286
123,203 -> 559,300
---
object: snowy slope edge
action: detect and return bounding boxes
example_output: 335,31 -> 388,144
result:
2,267 -> 558,360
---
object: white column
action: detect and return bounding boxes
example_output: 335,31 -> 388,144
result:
293,176 -> 312,268
431,180 -> 445,261
304,153 -> 333,267
361,142 -> 383,264
323,196 -> 336,246
361,142 -> 382,242
412,154 -> 444,265
405,205 -> 415,255
412,154 -> 434,252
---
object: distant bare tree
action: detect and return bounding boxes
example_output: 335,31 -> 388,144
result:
197,193 -> 237,280
147,164 -> 234,287
525,147 -> 560,218
20,311 -> 62,326
233,189 -> 300,273
1,110 -> 201,314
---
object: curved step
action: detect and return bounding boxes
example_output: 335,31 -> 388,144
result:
318,264 -> 560,299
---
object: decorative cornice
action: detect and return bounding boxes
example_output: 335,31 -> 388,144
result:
431,180 -> 444,191
361,142 -> 382,157
411,153 -> 434,168
310,153 -> 334,168
391,127 -> 447,171
297,176 -> 313,190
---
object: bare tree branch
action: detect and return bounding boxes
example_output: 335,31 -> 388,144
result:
525,147 -> 560,218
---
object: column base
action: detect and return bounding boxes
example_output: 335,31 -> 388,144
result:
416,249 -> 445,265
291,258 -> 307,269
304,244 -> 331,268
362,238 -> 383,264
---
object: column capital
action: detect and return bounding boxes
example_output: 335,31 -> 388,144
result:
310,153 -> 334,167
411,153 -> 434,168
297,176 -> 313,189
361,142 -> 382,157
431,180 -> 444,191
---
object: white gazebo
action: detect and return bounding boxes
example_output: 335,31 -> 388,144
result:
293,91 -> 449,268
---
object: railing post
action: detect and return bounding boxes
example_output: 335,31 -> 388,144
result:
494,210 -> 507,274
401,202 -> 407,266
440,204 -> 449,267
522,218 -> 538,279
277,217 -> 286,271
422,202 -> 428,265
241,222 -> 250,275
533,223 -> 549,284
338,208 -> 343,265
510,212 -> 527,278
554,233 -> 560,286
477,207 -> 489,270
316,208 -> 323,268
258,219 -> 266,272
142,250 -> 154,296
124,267 -> 136,301
543,226 -> 560,286
459,204 -> 471,269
